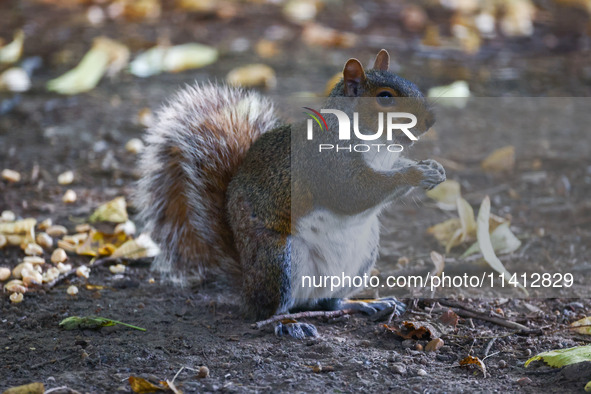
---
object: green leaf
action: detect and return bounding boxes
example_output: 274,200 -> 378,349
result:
525,344 -> 591,368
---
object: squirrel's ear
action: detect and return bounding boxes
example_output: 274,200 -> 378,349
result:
343,58 -> 366,97
373,49 -> 390,71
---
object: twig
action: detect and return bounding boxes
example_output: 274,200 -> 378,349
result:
254,309 -> 355,329
483,337 -> 497,358
31,354 -> 75,369
435,299 -> 534,334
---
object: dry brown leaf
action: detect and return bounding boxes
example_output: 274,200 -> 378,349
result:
384,321 -> 436,340
129,376 -> 166,393
438,309 -> 460,328
226,64 -> 277,89
460,355 -> 487,377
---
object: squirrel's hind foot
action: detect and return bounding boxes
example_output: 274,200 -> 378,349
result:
341,297 -> 406,319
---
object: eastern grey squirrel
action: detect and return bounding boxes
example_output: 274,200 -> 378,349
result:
136,50 -> 446,327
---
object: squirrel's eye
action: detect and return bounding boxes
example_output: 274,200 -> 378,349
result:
376,91 -> 395,107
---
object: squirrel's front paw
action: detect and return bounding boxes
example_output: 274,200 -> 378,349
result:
416,159 -> 446,190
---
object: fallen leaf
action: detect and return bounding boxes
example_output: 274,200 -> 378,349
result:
427,81 -> 470,108
481,145 -> 515,173
130,43 -> 218,78
89,196 -> 129,223
525,345 -> 591,368
110,233 -> 160,259
477,196 -> 526,294
438,309 -> 460,328
461,222 -> 521,258
430,251 -> 445,276
427,218 -> 461,246
47,37 -> 130,95
459,355 -> 487,377
426,180 -> 461,210
302,23 -> 357,48
0,30 -> 24,64
226,64 -> 277,89
2,382 -> 45,394
571,317 -> 591,335
129,376 -> 166,393
384,321 -> 435,340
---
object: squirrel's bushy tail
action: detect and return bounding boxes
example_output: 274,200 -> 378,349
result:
136,83 -> 278,282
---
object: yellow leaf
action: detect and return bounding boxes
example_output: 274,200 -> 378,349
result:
129,376 -> 165,393
426,180 -> 461,210
0,30 -> 24,64
111,233 -> 160,260
89,196 -> 129,223
571,317 -> 591,335
427,218 -> 461,246
2,382 -> 45,394
481,145 -> 515,173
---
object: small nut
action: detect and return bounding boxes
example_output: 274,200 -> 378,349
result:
24,243 -> 44,256
46,225 -> 68,237
75,223 -> 91,233
197,366 -> 209,379
12,262 -> 34,279
22,269 -> 43,286
0,267 -> 11,281
38,218 -> 52,230
43,267 -> 60,283
51,248 -> 68,264
36,233 -> 53,249
425,338 -> 444,352
10,292 -> 24,303
23,256 -> 45,265
7,235 -> 22,246
5,279 -> 27,293
0,234 -> 6,249
56,262 -> 72,274
67,285 -> 79,295
57,240 -> 76,252
2,169 -> 21,183
62,189 -> 77,204
76,265 -> 91,279
1,210 -> 16,221
125,138 -> 145,154
57,170 -> 74,185
109,264 -> 126,274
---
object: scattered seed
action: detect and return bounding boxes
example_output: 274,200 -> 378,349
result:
7,235 -> 22,246
75,223 -> 91,233
0,267 -> 11,281
43,267 -> 60,283
1,210 -> 16,221
46,225 -> 67,237
76,265 -> 91,279
24,243 -> 44,256
125,138 -> 145,154
10,292 -> 24,303
425,338 -> 444,352
197,366 -> 209,379
12,262 -> 34,279
62,189 -> 77,204
57,240 -> 76,252
5,279 -> 27,293
57,170 -> 75,185
51,248 -> 68,264
23,256 -> 45,265
56,262 -> 72,274
38,218 -> 52,231
22,269 -> 43,286
67,285 -> 79,295
36,233 -> 53,249
1,169 -> 21,183
114,220 -> 136,236
109,264 -> 126,274
148,277 -> 155,284
0,234 -> 6,249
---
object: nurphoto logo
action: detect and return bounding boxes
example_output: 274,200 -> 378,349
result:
303,107 -> 419,153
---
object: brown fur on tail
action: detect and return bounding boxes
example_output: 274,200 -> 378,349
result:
135,83 -> 278,282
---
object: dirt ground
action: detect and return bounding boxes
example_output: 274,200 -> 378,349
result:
2,0 -> 591,392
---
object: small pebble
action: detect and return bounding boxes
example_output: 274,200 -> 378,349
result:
10,292 -> 24,303
416,368 -> 428,376
391,363 -> 407,375
2,169 -> 21,183
67,285 -> 79,295
57,170 -> 75,185
62,189 -> 77,204
517,377 -> 532,386
498,360 -> 507,368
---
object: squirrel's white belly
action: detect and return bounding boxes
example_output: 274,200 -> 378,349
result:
290,208 -> 381,303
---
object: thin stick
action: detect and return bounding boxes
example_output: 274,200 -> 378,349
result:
254,309 -> 355,329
